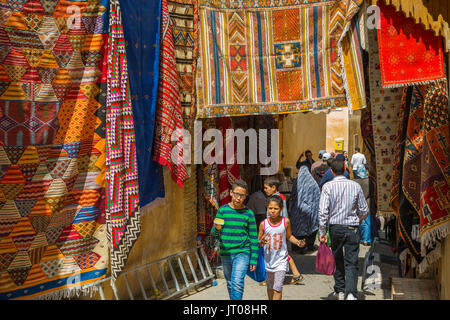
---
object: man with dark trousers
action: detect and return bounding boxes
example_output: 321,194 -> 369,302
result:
318,159 -> 368,300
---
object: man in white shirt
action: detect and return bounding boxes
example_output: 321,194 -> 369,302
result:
318,159 -> 368,300
350,147 -> 366,179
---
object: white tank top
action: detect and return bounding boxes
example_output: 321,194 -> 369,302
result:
263,218 -> 288,272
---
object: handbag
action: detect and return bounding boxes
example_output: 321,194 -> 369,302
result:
315,242 -> 336,275
246,246 -> 267,282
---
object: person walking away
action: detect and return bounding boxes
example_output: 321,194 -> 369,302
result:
353,167 -> 372,246
319,157 -> 350,188
296,150 -> 315,172
318,159 -> 369,300
211,179 -> 258,300
247,175 -> 267,228
343,151 -> 349,167
310,150 -> 327,173
264,177 -> 303,284
312,152 -> 331,186
289,165 -> 321,253
258,195 -> 305,300
350,147 -> 367,179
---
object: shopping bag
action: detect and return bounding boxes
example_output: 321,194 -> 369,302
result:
247,246 -> 266,282
315,242 -> 336,275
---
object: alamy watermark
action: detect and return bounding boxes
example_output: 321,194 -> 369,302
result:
169,120 -> 279,176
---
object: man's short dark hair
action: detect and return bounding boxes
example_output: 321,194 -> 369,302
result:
305,150 -> 312,155
232,179 -> 248,192
330,159 -> 345,175
355,147 -> 360,152
326,159 -> 333,167
264,177 -> 280,189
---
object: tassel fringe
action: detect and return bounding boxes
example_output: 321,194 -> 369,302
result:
32,284 -> 100,300
383,78 -> 447,89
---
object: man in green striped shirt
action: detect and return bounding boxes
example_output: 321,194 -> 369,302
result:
211,179 -> 258,300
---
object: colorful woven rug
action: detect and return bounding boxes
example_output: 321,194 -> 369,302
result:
195,0 -> 363,118
217,117 -> 241,207
106,0 -> 140,281
0,0 -> 109,299
120,0 -> 165,207
367,29 -> 403,216
153,0 -> 188,189
168,0 -> 198,129
390,83 -> 449,272
377,0 -> 446,88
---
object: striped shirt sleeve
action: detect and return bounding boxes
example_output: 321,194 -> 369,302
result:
247,210 -> 259,266
318,184 -> 330,236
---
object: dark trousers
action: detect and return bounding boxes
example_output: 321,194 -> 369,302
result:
329,224 -> 360,297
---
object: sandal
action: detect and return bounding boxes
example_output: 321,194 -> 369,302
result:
291,274 -> 304,285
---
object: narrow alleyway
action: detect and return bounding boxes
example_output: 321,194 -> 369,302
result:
180,232 -> 398,300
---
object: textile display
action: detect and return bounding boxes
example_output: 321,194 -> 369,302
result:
341,9 -> 366,111
217,117 -> 241,207
105,0 -> 140,282
0,0 -> 109,299
195,0 -> 363,118
120,0 -> 165,207
153,0 -> 188,189
168,0 -> 199,129
367,29 -> 402,215
390,83 -> 449,272
377,0 -> 446,88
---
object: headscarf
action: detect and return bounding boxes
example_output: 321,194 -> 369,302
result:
288,165 -> 321,237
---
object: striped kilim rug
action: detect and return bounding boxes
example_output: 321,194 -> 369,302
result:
195,0 -> 364,118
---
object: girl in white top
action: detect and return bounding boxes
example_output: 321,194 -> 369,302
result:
258,195 -> 305,300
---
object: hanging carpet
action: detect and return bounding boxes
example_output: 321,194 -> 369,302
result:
390,83 -> 449,272
153,0 -> 188,189
0,0 -> 109,299
105,0 -> 141,282
377,0 -> 447,88
367,29 -> 403,215
120,0 -> 165,208
195,0 -> 364,118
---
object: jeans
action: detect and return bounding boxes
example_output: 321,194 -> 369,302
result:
329,224 -> 360,297
359,217 -> 372,243
221,252 -> 250,300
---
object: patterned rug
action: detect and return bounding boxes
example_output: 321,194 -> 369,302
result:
120,0 -> 165,207
0,0 -> 109,299
195,0 -> 364,118
367,29 -> 403,216
168,0 -> 198,129
105,0 -> 140,282
390,83 -> 449,272
153,0 -> 188,189
377,0 -> 446,88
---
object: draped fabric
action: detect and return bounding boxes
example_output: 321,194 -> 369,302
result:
390,83 -> 449,272
195,0 -> 364,118
153,0 -> 188,188
367,28 -> 403,215
288,166 -> 320,238
120,0 -> 165,207
106,0 -> 140,282
167,0 -> 199,129
377,0 -> 446,88
0,0 -> 109,299
217,117 -> 241,207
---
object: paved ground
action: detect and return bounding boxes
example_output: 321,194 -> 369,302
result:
180,232 -> 398,300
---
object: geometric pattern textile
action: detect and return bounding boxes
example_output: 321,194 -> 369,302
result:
0,0 -> 109,299
368,29 -> 403,215
390,83 -> 450,272
195,0 -> 363,118
153,0 -> 188,189
377,0 -> 446,88
106,0 -> 140,281
168,0 -> 199,128
119,0 -> 165,208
